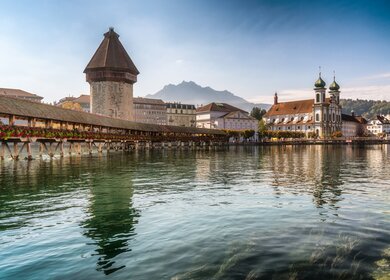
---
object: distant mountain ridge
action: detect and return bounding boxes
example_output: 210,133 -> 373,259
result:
145,81 -> 270,112
340,99 -> 390,119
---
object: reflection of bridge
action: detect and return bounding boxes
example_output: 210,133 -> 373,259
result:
0,96 -> 227,160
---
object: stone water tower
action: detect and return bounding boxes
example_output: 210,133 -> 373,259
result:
84,27 -> 139,120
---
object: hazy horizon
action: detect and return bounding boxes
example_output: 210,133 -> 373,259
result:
1,0 -> 390,103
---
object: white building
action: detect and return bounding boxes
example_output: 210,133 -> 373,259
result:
367,115 -> 390,135
196,102 -> 258,131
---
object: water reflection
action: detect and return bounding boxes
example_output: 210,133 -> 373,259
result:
260,145 -> 349,210
81,175 -> 138,275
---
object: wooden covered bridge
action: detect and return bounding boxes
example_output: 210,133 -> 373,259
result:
0,96 -> 227,160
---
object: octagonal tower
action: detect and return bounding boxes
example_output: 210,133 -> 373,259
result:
84,27 -> 139,120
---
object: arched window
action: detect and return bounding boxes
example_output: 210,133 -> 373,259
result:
316,113 -> 320,122
316,94 -> 320,103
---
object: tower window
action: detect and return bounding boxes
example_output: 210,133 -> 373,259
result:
316,94 -> 320,103
316,113 -> 320,122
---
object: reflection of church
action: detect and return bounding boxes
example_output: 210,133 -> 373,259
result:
265,145 -> 344,209
264,72 -> 343,138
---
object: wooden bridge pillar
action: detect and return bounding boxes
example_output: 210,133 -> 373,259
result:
68,143 -> 73,155
0,142 -> 4,160
26,142 -> 33,160
77,143 -> 82,155
59,142 -> 64,157
88,142 -> 93,155
13,142 -> 19,160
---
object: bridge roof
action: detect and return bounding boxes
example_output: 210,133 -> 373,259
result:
0,96 -> 225,135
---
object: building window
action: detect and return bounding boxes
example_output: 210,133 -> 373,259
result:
316,94 -> 320,103
316,113 -> 319,122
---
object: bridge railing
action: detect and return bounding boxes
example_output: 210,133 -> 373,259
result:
0,124 -> 227,142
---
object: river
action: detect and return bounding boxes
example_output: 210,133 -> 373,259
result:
0,145 -> 389,279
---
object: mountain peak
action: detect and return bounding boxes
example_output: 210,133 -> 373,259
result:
145,81 -> 270,112
179,80 -> 199,86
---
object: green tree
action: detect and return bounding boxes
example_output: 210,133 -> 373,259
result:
258,119 -> 268,139
250,107 -> 267,121
242,129 -> 255,139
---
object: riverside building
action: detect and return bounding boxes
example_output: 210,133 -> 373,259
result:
133,97 -> 167,125
196,102 -> 257,131
263,73 -> 344,138
341,112 -> 367,137
56,94 -> 91,112
166,102 -> 196,127
0,88 -> 43,103
367,115 -> 390,135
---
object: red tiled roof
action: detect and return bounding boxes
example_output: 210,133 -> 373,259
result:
342,114 -> 368,124
196,103 -> 247,114
73,94 -> 90,104
0,88 -> 43,100
354,116 -> 367,124
221,111 -> 256,120
133,97 -> 165,105
264,98 -> 331,117
84,28 -> 139,75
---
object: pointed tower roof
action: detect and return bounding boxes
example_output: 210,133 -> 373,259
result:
84,27 -> 139,75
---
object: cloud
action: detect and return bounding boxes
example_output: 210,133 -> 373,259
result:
361,72 -> 390,80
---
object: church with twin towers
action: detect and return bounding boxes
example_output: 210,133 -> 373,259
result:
263,70 -> 366,138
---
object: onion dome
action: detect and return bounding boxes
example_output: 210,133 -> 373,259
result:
329,77 -> 340,91
314,76 -> 326,88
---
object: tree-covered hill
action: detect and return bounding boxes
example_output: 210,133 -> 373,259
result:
340,99 -> 390,119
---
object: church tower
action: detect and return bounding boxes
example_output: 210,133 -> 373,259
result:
313,70 -> 327,137
328,72 -> 342,133
84,28 -> 139,121
329,72 -> 340,104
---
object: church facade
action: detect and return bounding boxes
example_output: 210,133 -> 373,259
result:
263,73 -> 343,138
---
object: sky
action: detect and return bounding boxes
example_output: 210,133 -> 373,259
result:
1,0 -> 390,104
